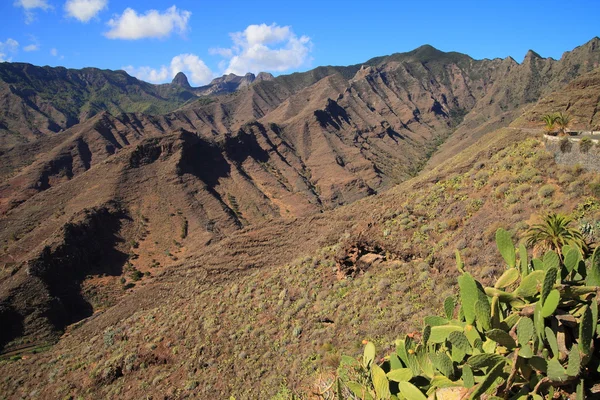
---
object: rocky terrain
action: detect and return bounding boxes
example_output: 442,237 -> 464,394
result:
0,37 -> 600,399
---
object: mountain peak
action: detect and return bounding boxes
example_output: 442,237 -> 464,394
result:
584,36 -> 600,49
410,44 -> 445,58
171,72 -> 191,88
256,72 -> 275,81
524,50 -> 543,62
526,49 -> 541,57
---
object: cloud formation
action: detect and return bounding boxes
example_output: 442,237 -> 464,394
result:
0,38 -> 19,62
65,0 -> 108,22
23,35 -> 40,52
50,47 -> 64,59
120,23 -> 311,85
14,0 -> 52,23
13,0 -> 50,9
105,6 -> 191,40
123,53 -> 213,85
212,23 -> 312,75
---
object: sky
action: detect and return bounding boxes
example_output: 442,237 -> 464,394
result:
1,0 -> 599,86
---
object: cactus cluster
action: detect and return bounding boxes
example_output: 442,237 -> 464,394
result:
336,227 -> 600,399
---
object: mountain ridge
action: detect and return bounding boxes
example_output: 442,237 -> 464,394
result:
2,64 -> 600,399
1,37 -> 600,398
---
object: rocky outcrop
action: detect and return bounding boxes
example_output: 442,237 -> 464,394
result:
171,71 -> 191,88
194,73 -> 257,96
256,72 -> 275,82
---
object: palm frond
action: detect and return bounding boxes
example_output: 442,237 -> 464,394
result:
524,213 -> 588,256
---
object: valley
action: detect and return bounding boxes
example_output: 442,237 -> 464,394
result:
1,37 -> 600,399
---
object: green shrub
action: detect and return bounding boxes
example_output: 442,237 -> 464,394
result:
531,175 -> 545,184
333,223 -> 600,399
538,184 -> 556,198
514,183 -> 531,196
494,183 -> 510,199
474,170 -> 488,181
580,137 -> 593,153
560,137 -> 572,153
130,269 -> 143,281
467,199 -> 484,214
504,194 -> 519,205
181,219 -> 188,239
558,173 -> 574,185
515,166 -> 538,183
571,164 -> 584,176
590,182 -> 600,199
567,181 -> 585,197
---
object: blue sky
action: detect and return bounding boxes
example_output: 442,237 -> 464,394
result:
1,0 -> 599,86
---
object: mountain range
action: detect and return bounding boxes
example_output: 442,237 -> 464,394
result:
0,37 -> 600,399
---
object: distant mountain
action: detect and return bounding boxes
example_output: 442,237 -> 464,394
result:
428,36 -> 600,166
0,64 -> 274,147
171,71 -> 191,88
192,72 -> 274,96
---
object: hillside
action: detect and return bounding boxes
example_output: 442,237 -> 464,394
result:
0,39 -> 600,399
2,69 -> 600,398
0,65 -> 273,148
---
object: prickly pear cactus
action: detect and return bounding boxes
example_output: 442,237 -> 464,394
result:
336,225 -> 600,399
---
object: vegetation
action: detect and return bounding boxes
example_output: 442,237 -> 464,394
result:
542,114 -> 558,134
542,113 -> 573,137
334,221 -> 599,399
2,40 -> 600,400
579,137 -> 593,153
525,213 -> 588,257
555,113 -> 572,136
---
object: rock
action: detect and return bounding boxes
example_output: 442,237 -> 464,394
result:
357,253 -> 384,268
256,72 -> 275,81
171,72 -> 191,88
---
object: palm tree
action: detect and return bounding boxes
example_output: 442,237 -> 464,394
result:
542,113 -> 557,135
524,213 -> 588,256
554,112 -> 572,136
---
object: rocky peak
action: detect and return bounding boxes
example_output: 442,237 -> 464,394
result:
584,36 -> 600,50
524,50 -> 543,61
256,72 -> 274,81
171,72 -> 191,88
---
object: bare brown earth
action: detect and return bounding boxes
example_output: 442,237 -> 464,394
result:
0,39 -> 600,399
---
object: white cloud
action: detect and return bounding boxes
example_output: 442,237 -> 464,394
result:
209,47 -> 233,58
24,43 -> 39,52
170,54 -> 212,84
23,35 -> 40,52
238,24 -> 292,47
123,65 -> 169,82
0,38 -> 19,62
105,5 -> 191,40
65,0 -> 108,22
14,0 -> 52,24
14,0 -> 51,9
123,53 -> 213,86
50,47 -> 58,56
214,23 -> 312,75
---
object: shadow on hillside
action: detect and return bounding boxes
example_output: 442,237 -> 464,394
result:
28,204 -> 130,334
177,128 -> 270,189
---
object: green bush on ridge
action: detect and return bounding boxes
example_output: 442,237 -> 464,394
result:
333,215 -> 600,399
